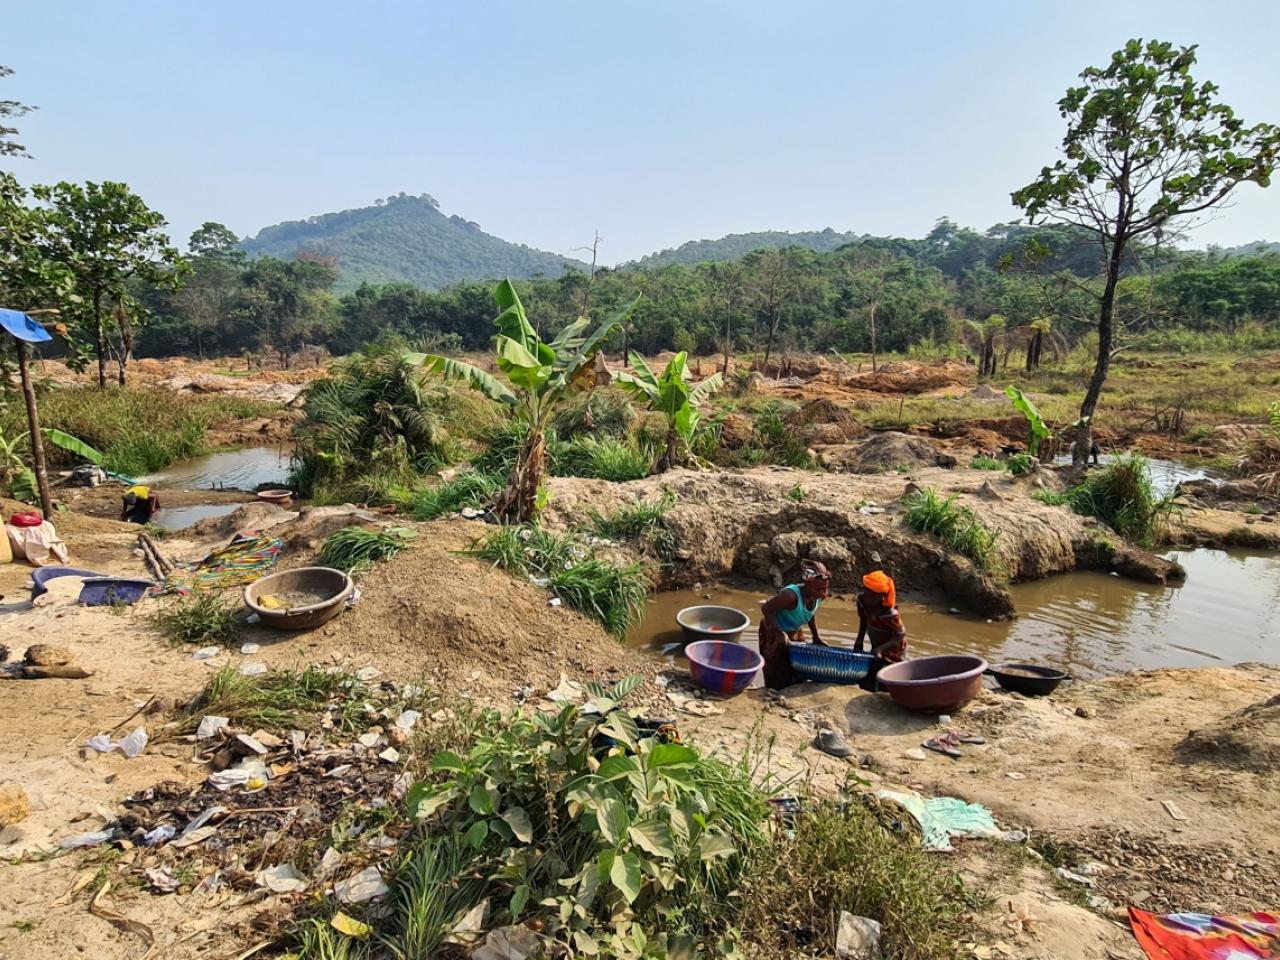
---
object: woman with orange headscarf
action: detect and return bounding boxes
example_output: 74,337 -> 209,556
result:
855,569 -> 907,691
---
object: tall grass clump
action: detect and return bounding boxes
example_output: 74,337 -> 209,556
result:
471,524 -> 649,638
550,388 -> 636,440
173,665 -> 351,735
902,487 -> 1002,573
0,386 -> 273,475
556,435 -> 653,482
586,491 -> 677,558
319,526 -> 417,574
969,454 -> 1003,470
738,802 -> 972,960
411,470 -> 503,520
149,591 -> 241,647
1059,454 -> 1173,546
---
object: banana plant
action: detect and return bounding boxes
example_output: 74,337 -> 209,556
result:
613,352 -> 723,472
0,426 -> 103,502
409,279 -> 636,522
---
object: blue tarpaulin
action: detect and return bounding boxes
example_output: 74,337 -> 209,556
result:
0,307 -> 52,343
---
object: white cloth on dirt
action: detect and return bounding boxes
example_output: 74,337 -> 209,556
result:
5,520 -> 69,566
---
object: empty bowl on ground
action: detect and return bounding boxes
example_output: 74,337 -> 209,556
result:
685,639 -> 762,695
676,604 -> 750,642
877,654 -> 988,713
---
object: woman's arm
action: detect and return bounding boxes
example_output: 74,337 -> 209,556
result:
807,616 -> 826,646
854,598 -> 868,652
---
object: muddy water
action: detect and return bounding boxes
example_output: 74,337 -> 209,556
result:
143,446 -> 292,491
1051,454 -> 1221,497
628,548 -> 1280,679
151,503 -> 243,531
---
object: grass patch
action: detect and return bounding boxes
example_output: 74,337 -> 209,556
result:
1060,455 -> 1173,546
471,525 -> 650,638
556,435 -> 653,481
785,482 -> 807,502
0,386 -> 273,476
411,470 -> 503,520
902,487 -> 1002,573
148,591 -> 241,647
586,491 -> 677,557
318,526 -> 417,574
1005,452 -> 1036,476
738,802 -> 973,960
970,455 -> 1003,470
172,665 -> 353,736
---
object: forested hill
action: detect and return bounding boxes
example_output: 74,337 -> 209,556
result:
239,194 -> 587,291
631,228 -> 863,268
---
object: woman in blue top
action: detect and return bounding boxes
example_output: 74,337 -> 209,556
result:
758,560 -> 830,689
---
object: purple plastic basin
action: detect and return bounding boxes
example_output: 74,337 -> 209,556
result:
877,655 -> 988,713
685,640 -> 762,696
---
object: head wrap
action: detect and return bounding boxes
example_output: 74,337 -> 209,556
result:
126,485 -> 150,499
862,570 -> 896,609
801,560 -> 830,581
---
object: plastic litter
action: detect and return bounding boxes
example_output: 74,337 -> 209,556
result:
317,846 -> 343,879
179,805 -> 227,839
257,862 -> 307,893
1054,866 -> 1095,887
334,866 -> 388,904
59,829 -> 114,849
545,674 -> 585,704
171,825 -> 217,849
239,662 -> 267,677
473,926 -> 540,960
330,912 -> 372,939
192,647 -> 219,660
208,760 -> 270,792
836,911 -> 883,959
379,747 -> 400,764
357,732 -> 381,749
547,597 -> 562,607
145,866 -> 179,893
196,716 -> 229,740
356,666 -> 382,681
875,789 -> 1012,851
142,824 -> 176,847
394,709 -> 421,731
240,643 -> 260,654
86,726 -> 148,758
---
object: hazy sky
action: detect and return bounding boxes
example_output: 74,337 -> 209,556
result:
7,1 -> 1280,264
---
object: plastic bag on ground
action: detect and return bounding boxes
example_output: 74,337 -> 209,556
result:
875,789 -> 1007,851
836,911 -> 882,959
334,866 -> 388,904
86,726 -> 148,758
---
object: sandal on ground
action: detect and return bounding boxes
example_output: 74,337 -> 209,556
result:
922,733 -> 963,758
950,730 -> 986,745
814,728 -> 854,758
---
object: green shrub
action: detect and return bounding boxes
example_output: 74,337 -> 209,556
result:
411,470 -> 503,520
551,389 -> 636,440
149,591 -> 241,647
902,487 -> 1002,572
1059,454 -> 1174,546
319,526 -> 417,574
471,525 -> 649,639
1006,452 -> 1036,476
969,455 -> 1003,470
587,491 -> 677,558
557,435 -> 653,482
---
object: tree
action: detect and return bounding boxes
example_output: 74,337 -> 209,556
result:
0,66 -> 35,161
0,174 -> 69,312
1013,39 -> 1280,463
172,223 -> 245,357
613,352 -> 723,471
412,279 -> 633,523
232,257 -> 337,366
744,248 -> 803,371
960,314 -> 1006,377
33,181 -> 185,386
188,221 -> 240,257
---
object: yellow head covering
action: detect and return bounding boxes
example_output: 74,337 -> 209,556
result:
126,485 -> 150,499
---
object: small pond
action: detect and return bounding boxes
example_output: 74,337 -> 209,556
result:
142,446 -> 292,492
629,548 -> 1280,680
151,503 -> 243,531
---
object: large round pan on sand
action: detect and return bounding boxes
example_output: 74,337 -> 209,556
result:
244,566 -> 353,630
676,605 -> 750,642
877,655 -> 988,713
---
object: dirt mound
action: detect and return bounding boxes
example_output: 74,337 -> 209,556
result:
846,360 -> 972,395
1180,693 -> 1280,772
309,522 -> 662,700
185,502 -> 298,540
968,384 -> 1005,400
785,399 -> 864,444
819,431 -> 945,473
752,355 -> 832,379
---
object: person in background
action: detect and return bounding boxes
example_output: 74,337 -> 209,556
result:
758,560 -> 830,689
120,485 -> 160,525
854,569 -> 907,691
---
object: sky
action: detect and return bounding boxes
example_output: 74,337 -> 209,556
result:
6,1 -> 1280,265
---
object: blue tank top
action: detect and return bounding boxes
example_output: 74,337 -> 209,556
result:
774,584 -> 821,633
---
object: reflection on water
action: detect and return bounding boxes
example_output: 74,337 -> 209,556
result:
152,503 -> 242,531
628,548 -> 1280,679
1051,454 -> 1221,498
143,446 -> 292,492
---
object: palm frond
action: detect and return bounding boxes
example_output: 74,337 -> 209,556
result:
689,372 -> 724,404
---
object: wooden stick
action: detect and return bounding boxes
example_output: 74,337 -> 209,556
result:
14,339 -> 54,520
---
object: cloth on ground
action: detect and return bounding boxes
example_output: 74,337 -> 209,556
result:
162,531 -> 282,593
5,520 -> 69,566
874,789 -> 1006,851
1129,908 -> 1280,960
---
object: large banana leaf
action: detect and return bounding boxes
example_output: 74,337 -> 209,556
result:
496,335 -> 554,393
625,352 -> 660,391
653,353 -> 694,419
493,280 -> 551,365
611,370 -> 659,403
409,352 -> 518,406
12,468 -> 38,504
1004,384 -> 1051,455
689,372 -> 723,404
44,428 -> 104,465
558,298 -> 638,376
548,316 -> 591,356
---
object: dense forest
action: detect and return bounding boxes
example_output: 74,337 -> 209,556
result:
239,194 -> 588,292
134,215 -> 1280,364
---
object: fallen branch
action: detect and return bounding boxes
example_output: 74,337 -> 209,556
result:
89,881 -> 156,954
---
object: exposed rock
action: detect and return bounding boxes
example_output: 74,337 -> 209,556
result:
0,785 -> 30,827
23,644 -> 74,667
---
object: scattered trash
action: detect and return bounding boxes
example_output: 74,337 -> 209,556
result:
60,829 -> 115,849
330,911 -> 372,939
142,824 -> 175,847
875,789 -> 1014,851
394,709 -> 420,731
1005,901 -> 1037,935
835,911 -> 882,959
144,866 -> 179,893
378,747 -> 400,764
235,733 -> 268,755
1005,772 -> 1026,780
545,673 -> 585,704
317,846 -> 343,879
357,732 -> 382,749
1161,799 -> 1188,821
814,728 -> 854,758
192,647 -> 220,660
334,866 -> 388,904
257,862 -> 307,893
208,760 -> 270,792
87,726 -> 148,759
196,715 -> 230,740
178,805 -> 227,839
239,662 -> 267,677
356,666 -> 382,681
171,825 -> 218,849
1054,866 -> 1095,887
240,642 -> 260,654
547,597 -> 562,607
903,748 -> 927,761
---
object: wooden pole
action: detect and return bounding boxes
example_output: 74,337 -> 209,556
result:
15,338 -> 54,520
